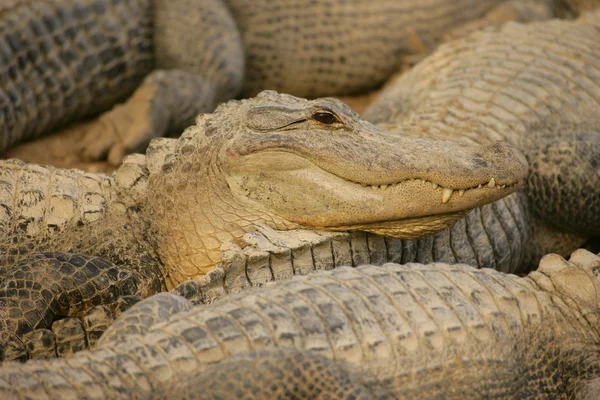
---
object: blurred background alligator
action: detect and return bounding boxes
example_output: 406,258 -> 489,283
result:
0,0 -> 587,164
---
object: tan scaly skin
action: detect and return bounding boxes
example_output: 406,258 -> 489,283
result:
2,250 -> 600,398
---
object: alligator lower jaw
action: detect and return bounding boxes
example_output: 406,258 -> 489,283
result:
314,211 -> 469,240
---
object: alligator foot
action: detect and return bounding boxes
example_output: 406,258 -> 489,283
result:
533,248 -> 600,307
79,86 -> 164,166
80,69 -> 221,165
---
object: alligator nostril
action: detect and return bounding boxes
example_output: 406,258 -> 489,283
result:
473,158 -> 489,168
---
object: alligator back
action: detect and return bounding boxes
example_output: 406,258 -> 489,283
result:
0,0 -> 154,151
225,0 -> 503,97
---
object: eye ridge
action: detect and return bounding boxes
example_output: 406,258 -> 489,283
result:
313,111 -> 338,125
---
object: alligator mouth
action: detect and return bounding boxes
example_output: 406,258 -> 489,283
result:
225,149 -> 526,238
347,177 -> 522,204
320,176 -> 524,238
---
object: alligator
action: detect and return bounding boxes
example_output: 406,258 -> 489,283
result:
0,90 -> 527,360
0,0 -> 582,165
2,249 -> 600,399
3,12 -> 600,360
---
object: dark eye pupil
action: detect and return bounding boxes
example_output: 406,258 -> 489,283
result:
313,112 -> 336,124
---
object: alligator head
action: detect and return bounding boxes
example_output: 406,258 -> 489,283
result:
148,91 -> 528,283
221,91 -> 527,236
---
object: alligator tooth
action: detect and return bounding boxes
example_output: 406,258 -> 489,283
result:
371,185 -> 378,191
478,184 -> 482,189
432,183 -> 439,189
501,185 -> 506,189
361,183 -> 368,187
458,189 -> 465,197
487,178 -> 496,188
380,184 -> 388,191
441,188 -> 453,204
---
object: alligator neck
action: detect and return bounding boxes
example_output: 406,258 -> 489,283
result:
141,124 -> 298,287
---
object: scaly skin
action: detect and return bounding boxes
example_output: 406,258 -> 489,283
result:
3,14 -> 600,361
1,0 -> 572,164
364,15 -> 600,262
1,249 -> 600,399
0,92 -> 526,360
16,297 -> 143,360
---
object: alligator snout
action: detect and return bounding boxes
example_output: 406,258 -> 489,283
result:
473,141 -> 529,186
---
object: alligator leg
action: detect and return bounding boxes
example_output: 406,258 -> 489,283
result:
0,252 -> 165,361
79,0 -> 245,165
79,70 -> 221,165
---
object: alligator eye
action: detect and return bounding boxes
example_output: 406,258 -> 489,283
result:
313,112 -> 338,125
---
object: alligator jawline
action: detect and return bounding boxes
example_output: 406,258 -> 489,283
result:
313,210 -> 469,239
344,177 -> 522,204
